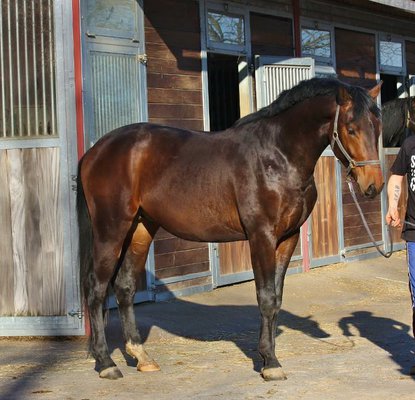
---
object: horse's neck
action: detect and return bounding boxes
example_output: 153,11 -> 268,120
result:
272,98 -> 335,177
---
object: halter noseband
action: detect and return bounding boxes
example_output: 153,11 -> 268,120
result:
330,105 -> 381,176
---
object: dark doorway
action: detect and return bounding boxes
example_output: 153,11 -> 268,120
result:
380,73 -> 398,103
208,53 -> 240,131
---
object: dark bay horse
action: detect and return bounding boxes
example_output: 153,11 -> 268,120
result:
382,96 -> 415,147
77,78 -> 383,381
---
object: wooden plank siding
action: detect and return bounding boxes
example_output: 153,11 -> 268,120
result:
341,170 -> 382,248
0,148 -> 64,316
144,0 -> 210,287
154,229 -> 210,280
250,13 -> 294,57
407,41 -> 415,75
310,157 -> 339,260
0,151 -> 14,315
334,27 -> 382,249
218,239 -> 302,276
335,28 -> 377,87
145,0 -> 203,131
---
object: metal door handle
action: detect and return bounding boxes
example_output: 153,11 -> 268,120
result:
86,31 -> 96,38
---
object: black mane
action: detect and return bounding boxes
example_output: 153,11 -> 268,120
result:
234,77 -> 380,127
382,96 -> 415,147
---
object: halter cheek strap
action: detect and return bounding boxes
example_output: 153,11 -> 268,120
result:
330,105 -> 381,176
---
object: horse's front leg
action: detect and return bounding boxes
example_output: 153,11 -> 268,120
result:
249,230 -> 300,381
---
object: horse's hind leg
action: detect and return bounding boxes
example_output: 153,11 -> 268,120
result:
86,247 -> 123,379
113,220 -> 160,372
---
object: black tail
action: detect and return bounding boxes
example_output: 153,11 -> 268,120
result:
76,156 -> 93,308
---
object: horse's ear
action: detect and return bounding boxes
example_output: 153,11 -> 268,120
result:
337,86 -> 352,105
368,81 -> 382,100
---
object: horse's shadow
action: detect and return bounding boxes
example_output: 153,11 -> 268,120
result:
339,311 -> 415,378
104,289 -> 415,377
105,290 -> 330,373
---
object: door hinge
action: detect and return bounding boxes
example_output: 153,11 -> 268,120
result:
136,53 -> 148,65
68,309 -> 84,319
71,175 -> 77,192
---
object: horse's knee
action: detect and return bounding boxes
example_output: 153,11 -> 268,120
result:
258,294 -> 280,317
113,282 -> 135,306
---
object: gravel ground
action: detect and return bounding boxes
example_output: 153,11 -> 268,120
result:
1,252 -> 414,399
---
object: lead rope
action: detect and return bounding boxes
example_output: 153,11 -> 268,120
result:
347,179 -> 393,258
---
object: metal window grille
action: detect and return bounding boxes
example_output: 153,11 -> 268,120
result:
263,64 -> 313,106
255,57 -> 315,109
0,0 -> 56,138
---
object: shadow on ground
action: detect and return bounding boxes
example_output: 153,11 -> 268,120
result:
105,298 -> 331,372
339,310 -> 415,378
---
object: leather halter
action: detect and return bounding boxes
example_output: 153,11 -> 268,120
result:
330,105 -> 380,176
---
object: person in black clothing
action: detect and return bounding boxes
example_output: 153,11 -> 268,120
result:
386,135 -> 415,375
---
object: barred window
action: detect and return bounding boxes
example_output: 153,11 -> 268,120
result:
0,0 -> 56,138
301,28 -> 331,59
379,37 -> 404,75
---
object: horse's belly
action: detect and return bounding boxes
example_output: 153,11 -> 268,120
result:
162,223 -> 247,243
142,198 -> 246,243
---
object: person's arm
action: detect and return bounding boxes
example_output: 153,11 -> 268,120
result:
386,174 -> 404,228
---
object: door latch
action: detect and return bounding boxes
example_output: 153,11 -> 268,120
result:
136,54 -> 148,65
68,309 -> 84,319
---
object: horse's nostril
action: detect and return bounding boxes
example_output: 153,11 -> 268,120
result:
365,184 -> 377,199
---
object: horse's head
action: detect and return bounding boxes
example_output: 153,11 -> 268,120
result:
332,82 -> 383,199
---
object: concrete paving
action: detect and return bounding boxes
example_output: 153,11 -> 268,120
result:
1,251 -> 415,399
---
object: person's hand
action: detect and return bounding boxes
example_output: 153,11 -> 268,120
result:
386,207 -> 401,228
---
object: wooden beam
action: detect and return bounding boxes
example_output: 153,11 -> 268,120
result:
369,0 -> 415,14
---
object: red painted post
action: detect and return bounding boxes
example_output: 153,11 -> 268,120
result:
72,0 -> 90,334
72,0 -> 85,160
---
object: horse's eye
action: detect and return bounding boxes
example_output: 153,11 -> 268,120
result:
348,128 -> 355,136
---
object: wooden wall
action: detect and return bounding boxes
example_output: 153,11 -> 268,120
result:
334,28 -> 382,249
145,0 -> 203,130
218,239 -> 302,277
250,13 -> 293,56
335,28 -> 377,87
310,157 -> 339,260
407,41 -> 415,76
341,173 -> 382,248
0,148 -> 64,316
144,0 -> 210,288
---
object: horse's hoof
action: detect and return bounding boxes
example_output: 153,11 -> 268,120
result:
99,366 -> 123,379
138,360 -> 161,372
261,367 -> 287,381
410,365 -> 415,376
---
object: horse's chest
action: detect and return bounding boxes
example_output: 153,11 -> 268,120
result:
266,178 -> 317,228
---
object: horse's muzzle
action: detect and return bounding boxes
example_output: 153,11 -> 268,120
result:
364,183 -> 384,199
